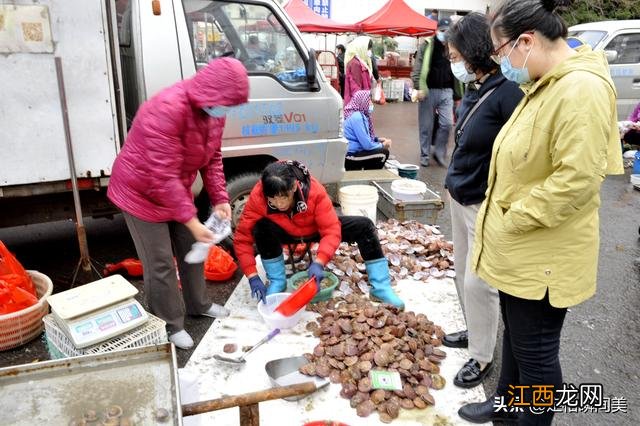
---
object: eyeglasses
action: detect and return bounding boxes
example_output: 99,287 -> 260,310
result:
490,31 -> 534,64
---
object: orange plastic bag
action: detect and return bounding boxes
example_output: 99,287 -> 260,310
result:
0,241 -> 36,297
204,246 -> 238,282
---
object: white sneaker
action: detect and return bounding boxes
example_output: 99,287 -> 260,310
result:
202,303 -> 230,318
169,330 -> 194,350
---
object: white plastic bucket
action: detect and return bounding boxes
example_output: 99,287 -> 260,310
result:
391,178 -> 427,201
339,185 -> 378,223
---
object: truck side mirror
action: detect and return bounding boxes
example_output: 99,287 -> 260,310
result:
605,50 -> 618,63
307,48 -> 320,92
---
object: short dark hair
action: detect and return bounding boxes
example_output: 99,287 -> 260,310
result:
336,44 -> 345,53
491,0 -> 568,42
447,12 -> 497,74
262,162 -> 296,198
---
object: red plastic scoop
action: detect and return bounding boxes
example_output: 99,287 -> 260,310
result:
275,277 -> 318,317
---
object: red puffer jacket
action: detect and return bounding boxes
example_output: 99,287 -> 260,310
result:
234,177 -> 341,276
107,58 -> 249,223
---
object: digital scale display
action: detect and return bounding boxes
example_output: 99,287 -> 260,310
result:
74,303 -> 143,334
62,300 -> 148,348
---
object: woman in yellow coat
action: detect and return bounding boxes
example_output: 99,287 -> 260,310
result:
458,1 -> 623,425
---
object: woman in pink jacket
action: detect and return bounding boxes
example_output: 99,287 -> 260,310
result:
108,58 -> 249,349
344,36 -> 375,105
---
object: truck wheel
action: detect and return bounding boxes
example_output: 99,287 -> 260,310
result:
227,172 -> 262,228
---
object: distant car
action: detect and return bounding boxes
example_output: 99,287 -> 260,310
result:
569,20 -> 640,120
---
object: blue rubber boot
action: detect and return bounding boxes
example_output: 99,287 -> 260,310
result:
262,254 -> 287,296
366,258 -> 405,310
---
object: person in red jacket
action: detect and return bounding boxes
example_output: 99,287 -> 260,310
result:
233,160 -> 404,309
107,57 -> 249,350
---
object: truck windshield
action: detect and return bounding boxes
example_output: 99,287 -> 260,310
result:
183,0 -> 308,88
567,30 -> 607,49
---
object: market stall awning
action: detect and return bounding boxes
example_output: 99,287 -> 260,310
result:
283,0 -> 356,33
355,0 -> 437,37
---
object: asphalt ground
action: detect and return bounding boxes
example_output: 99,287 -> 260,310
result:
0,101 -> 638,425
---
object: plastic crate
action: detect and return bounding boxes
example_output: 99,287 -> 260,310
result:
43,313 -> 168,359
385,79 -> 405,101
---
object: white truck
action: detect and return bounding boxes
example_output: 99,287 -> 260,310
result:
0,0 -> 346,228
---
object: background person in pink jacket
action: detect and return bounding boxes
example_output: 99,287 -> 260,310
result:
107,58 -> 249,349
343,36 -> 375,105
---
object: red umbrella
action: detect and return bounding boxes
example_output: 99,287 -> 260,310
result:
283,0 -> 355,33
356,0 -> 437,36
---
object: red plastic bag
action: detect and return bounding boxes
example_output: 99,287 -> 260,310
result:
0,279 -> 38,315
103,258 -> 144,277
0,241 -> 36,297
204,246 -> 238,282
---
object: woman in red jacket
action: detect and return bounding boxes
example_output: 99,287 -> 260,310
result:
108,58 -> 249,350
234,160 -> 404,309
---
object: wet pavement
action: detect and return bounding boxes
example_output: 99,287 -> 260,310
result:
0,101 -> 638,425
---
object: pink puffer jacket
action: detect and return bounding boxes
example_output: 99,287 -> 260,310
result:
108,58 -> 249,223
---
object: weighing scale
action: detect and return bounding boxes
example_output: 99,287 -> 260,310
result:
47,275 -> 149,349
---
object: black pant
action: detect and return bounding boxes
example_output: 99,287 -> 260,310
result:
252,215 -> 384,261
496,290 -> 567,426
344,148 -> 390,171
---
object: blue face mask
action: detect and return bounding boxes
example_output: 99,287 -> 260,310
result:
436,31 -> 447,43
500,39 -> 532,84
203,106 -> 231,117
450,60 -> 476,83
368,104 -> 374,114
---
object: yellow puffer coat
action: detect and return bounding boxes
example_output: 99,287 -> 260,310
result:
472,46 -> 624,308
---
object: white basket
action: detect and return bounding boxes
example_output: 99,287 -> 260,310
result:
43,313 -> 168,359
0,270 -> 53,351
257,293 -> 304,329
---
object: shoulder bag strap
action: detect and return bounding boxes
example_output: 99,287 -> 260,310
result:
455,86 -> 498,142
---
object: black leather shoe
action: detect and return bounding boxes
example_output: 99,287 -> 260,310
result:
442,329 -> 468,348
458,394 -> 519,424
454,359 -> 492,388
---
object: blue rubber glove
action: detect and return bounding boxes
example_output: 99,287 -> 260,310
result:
307,262 -> 324,292
249,276 -> 267,304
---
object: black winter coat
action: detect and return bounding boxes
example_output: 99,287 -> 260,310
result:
445,72 -> 523,205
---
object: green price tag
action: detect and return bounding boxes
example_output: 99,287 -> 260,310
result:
369,370 -> 403,391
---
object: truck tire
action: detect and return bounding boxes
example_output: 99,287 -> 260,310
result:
227,171 -> 262,228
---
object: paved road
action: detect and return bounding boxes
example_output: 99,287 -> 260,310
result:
1,101 -> 638,425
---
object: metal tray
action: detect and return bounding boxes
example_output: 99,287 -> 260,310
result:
265,356 -> 329,401
0,343 -> 182,425
373,180 -> 444,225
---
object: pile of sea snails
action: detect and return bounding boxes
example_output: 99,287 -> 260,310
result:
300,294 -> 447,423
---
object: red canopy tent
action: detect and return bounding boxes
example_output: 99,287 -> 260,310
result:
283,0 -> 355,33
355,0 -> 437,37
